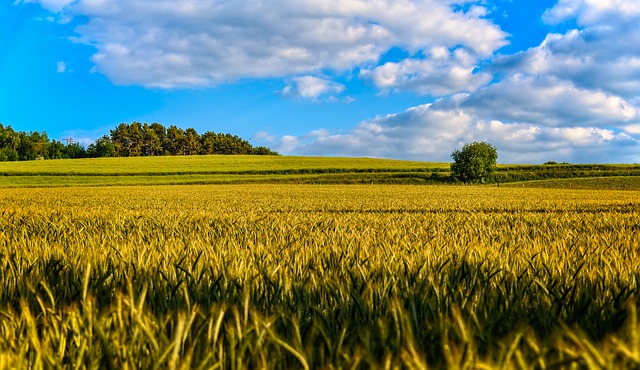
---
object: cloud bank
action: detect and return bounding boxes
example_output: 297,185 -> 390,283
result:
274,0 -> 640,163
21,0 -> 640,163
26,0 -> 505,90
280,103 -> 638,164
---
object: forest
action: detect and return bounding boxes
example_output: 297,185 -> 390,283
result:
0,122 -> 278,161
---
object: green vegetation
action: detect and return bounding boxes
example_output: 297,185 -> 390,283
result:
0,155 -> 441,174
0,155 -> 449,187
0,122 -> 277,162
1,154 -> 639,189
104,122 -> 278,156
1,185 -> 639,368
0,123 -> 86,161
450,141 -> 498,183
494,163 -> 640,183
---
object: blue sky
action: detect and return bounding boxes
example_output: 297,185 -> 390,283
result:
1,0 -> 639,163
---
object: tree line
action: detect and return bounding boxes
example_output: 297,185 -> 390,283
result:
0,122 -> 278,161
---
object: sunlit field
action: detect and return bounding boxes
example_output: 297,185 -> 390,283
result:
1,155 -> 639,188
0,155 -> 444,175
1,184 -> 639,368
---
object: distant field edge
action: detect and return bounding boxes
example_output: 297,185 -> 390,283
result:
0,155 -> 639,189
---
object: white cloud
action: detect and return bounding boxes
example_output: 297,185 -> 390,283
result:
278,103 -> 639,163
434,75 -> 639,127
56,61 -> 67,73
624,125 -> 640,136
276,135 -> 300,154
253,131 -> 276,142
24,0 -> 507,88
489,0 -> 640,101
277,104 -> 474,158
493,27 -> 640,99
22,0 -> 640,163
282,76 -> 345,101
543,0 -> 640,26
361,47 -> 492,96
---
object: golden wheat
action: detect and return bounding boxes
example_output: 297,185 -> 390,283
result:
0,184 -> 639,368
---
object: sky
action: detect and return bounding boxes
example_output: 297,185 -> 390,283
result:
1,0 -> 639,164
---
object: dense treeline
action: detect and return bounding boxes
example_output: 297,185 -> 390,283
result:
0,122 -> 278,161
0,124 -> 86,161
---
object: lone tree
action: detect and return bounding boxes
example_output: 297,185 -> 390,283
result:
450,141 -> 498,183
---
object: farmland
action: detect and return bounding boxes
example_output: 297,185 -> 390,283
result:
1,155 -> 640,188
1,178 -> 640,368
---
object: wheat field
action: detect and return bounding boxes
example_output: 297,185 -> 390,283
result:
1,184 -> 639,369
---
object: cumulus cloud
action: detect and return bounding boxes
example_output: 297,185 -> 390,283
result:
278,0 -> 640,165
434,76 -> 639,127
21,0 -> 640,163
543,0 -> 640,26
24,0 -> 506,88
361,47 -> 492,96
282,76 -> 346,101
276,66 -> 640,162
277,103 -> 639,163
494,0 -> 640,101
276,135 -> 301,155
494,28 -> 640,99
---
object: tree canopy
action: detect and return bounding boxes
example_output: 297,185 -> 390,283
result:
0,122 -> 278,161
450,141 -> 498,183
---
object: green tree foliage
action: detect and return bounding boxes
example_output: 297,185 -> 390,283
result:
142,123 -> 163,156
15,129 -> 49,160
0,124 -> 20,161
18,131 -> 49,160
110,123 -> 131,157
128,122 -> 144,157
87,135 -> 116,158
450,141 -> 498,183
166,125 -> 186,155
252,146 -> 280,155
47,141 -> 87,159
63,143 -> 87,159
201,131 -> 253,155
48,140 -> 66,159
0,124 -> 91,161
0,148 -> 19,162
0,122 -> 278,161
184,128 -> 201,155
103,123 -> 277,157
